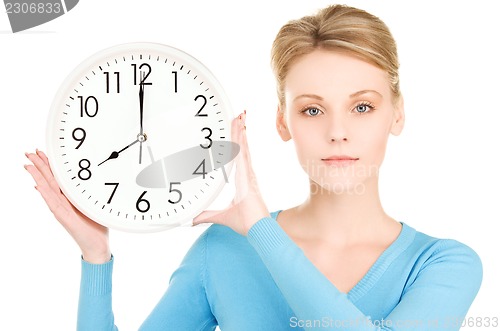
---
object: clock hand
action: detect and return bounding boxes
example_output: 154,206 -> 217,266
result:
139,72 -> 145,164
98,138 -> 140,166
139,73 -> 144,136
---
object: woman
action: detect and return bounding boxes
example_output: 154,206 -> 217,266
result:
25,4 -> 482,330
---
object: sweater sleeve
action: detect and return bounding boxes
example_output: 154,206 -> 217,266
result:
247,217 -> 482,331
78,257 -> 117,331
77,231 -> 217,331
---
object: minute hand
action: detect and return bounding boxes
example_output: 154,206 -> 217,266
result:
98,139 -> 140,166
138,76 -> 145,164
139,79 -> 144,136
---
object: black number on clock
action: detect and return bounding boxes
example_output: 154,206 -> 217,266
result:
136,191 -> 150,213
104,71 -> 120,93
200,127 -> 212,149
78,96 -> 99,117
105,183 -> 119,203
168,182 -> 182,204
72,128 -> 86,149
172,71 -> 178,93
131,63 -> 152,85
78,159 -> 92,180
193,159 -> 207,179
194,95 -> 208,117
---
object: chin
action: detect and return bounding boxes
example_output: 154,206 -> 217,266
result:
309,177 -> 367,195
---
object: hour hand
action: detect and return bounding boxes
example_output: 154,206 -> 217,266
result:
98,138 -> 140,166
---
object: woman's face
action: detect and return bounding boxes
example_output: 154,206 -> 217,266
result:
277,49 -> 404,194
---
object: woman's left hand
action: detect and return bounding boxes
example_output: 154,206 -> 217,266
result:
193,111 -> 270,236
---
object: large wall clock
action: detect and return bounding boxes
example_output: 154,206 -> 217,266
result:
46,42 -> 238,232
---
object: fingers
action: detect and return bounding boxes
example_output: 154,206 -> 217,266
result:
25,152 -> 50,189
25,150 -> 60,193
25,151 -> 61,205
25,151 -> 75,226
36,149 -> 51,169
234,112 -> 257,185
36,150 -> 60,192
192,209 -> 228,226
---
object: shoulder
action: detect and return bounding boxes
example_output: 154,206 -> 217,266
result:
402,223 -> 483,297
408,225 -> 482,271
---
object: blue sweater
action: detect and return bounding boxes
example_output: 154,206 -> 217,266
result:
78,211 -> 482,330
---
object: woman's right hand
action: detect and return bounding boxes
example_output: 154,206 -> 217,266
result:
25,149 -> 111,264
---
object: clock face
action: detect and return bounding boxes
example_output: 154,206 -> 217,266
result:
46,42 -> 237,232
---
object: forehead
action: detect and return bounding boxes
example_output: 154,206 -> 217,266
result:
284,50 -> 391,100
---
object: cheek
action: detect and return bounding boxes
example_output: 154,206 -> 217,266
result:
288,120 -> 322,161
357,119 -> 391,169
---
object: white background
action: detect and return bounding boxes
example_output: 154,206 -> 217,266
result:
1,1 -> 499,330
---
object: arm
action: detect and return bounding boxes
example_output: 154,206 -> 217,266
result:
247,217 -> 483,331
77,231 -> 217,331
78,258 -> 116,331
25,150 -> 216,331
26,150 -> 114,330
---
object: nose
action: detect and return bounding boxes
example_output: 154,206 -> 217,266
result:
327,112 -> 348,142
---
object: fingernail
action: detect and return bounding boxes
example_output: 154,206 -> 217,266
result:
244,110 -> 247,114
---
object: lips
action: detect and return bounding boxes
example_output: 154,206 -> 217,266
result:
321,155 -> 359,166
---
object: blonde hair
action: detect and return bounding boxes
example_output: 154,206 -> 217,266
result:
271,5 -> 401,106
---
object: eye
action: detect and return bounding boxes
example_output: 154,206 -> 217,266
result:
301,107 -> 322,117
353,102 -> 374,114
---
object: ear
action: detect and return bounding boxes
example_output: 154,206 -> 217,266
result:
390,96 -> 405,136
276,105 -> 292,141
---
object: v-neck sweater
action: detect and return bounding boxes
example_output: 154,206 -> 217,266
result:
78,210 -> 482,330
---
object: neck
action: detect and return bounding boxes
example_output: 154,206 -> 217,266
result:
289,176 -> 395,244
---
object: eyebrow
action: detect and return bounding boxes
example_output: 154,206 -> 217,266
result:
349,89 -> 383,98
293,94 -> 324,102
293,90 -> 383,102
